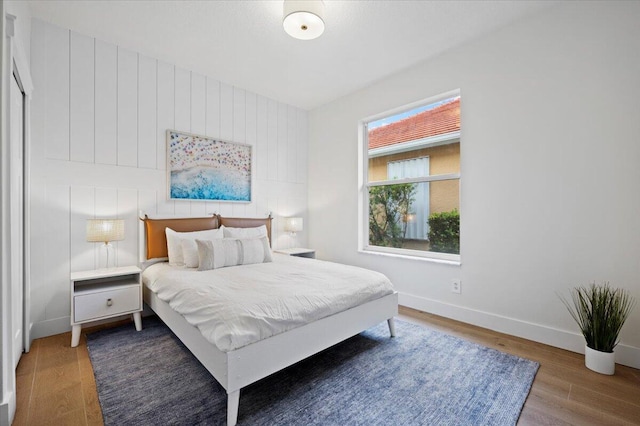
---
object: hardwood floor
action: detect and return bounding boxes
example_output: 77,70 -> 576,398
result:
13,308 -> 640,425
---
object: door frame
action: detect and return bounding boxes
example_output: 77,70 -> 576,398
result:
10,69 -> 25,369
6,13 -> 33,353
1,12 -> 33,426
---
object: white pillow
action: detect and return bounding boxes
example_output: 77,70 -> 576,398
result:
166,227 -> 223,266
221,225 -> 268,240
181,239 -> 200,268
197,236 -> 272,271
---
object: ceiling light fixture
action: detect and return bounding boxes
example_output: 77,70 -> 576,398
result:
283,0 -> 325,40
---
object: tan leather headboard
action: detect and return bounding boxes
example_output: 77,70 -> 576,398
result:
143,215 -> 219,260
219,216 -> 273,247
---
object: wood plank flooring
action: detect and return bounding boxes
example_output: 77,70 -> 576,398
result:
13,308 -> 640,425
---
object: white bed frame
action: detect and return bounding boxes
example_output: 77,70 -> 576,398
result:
139,214 -> 398,425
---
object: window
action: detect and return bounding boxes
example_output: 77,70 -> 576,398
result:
360,91 -> 460,262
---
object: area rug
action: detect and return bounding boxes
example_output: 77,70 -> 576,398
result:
87,316 -> 538,425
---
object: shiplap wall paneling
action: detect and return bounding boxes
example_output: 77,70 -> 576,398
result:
173,67 -> 192,216
156,61 -> 176,216
30,20 -> 43,153
29,18 -> 309,339
218,83 -> 234,217
287,106 -> 297,183
232,87 -> 247,217
156,61 -> 174,171
204,77 -> 222,216
138,55 -> 157,169
256,96 -> 268,182
44,185 -> 71,319
174,201 -> 192,216
156,190 -> 175,216
205,77 -> 221,139
267,100 -> 278,181
138,189 -> 157,217
45,22 -> 70,161
70,186 -> 96,272
233,87 -> 246,142
28,183 -> 47,325
220,82 -> 233,142
95,40 -> 117,165
174,67 -> 191,132
138,189 -> 157,261
297,110 -> 308,184
244,92 -> 258,218
117,189 -> 139,267
191,73 -> 206,135
190,201 -> 208,219
277,103 -> 288,182
189,73 -> 208,217
70,31 -> 94,163
267,192 -> 282,246
117,48 -> 138,167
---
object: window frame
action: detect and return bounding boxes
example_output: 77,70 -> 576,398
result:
358,89 -> 461,263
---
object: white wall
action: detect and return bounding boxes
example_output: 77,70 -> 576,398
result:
29,19 -> 308,339
308,2 -> 640,368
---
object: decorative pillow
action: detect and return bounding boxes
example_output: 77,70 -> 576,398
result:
221,225 -> 268,240
181,239 -> 200,268
166,227 -> 223,266
197,236 -> 272,271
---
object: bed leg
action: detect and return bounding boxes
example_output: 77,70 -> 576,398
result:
387,318 -> 396,337
227,389 -> 240,426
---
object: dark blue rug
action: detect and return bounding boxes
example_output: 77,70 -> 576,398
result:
87,316 -> 538,425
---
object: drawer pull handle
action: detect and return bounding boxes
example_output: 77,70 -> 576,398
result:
106,298 -> 113,307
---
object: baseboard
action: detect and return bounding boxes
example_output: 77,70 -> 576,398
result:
0,391 -> 15,426
31,314 -> 142,340
399,292 -> 640,370
30,316 -> 71,340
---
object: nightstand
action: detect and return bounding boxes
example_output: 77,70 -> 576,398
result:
274,248 -> 316,259
70,265 -> 142,347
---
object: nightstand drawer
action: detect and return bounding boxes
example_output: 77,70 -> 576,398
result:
74,285 -> 140,322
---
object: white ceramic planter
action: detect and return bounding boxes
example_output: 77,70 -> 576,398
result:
584,345 -> 615,375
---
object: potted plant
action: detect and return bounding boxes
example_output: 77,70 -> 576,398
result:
559,283 -> 635,375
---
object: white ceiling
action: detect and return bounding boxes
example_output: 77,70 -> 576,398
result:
26,0 -> 555,110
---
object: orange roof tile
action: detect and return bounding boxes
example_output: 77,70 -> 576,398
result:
368,98 -> 460,150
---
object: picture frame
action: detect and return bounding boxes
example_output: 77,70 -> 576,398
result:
167,130 -> 252,202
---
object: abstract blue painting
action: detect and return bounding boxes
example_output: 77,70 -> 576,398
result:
167,130 -> 252,202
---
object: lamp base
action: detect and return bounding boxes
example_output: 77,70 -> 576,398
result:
101,242 -> 115,269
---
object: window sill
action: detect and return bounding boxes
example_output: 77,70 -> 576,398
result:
358,249 -> 461,266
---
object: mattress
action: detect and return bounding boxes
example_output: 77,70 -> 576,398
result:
142,254 -> 394,352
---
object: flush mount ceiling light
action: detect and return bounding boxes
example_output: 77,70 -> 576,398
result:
283,0 -> 325,40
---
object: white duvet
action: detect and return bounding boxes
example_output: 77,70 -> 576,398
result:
143,254 -> 394,352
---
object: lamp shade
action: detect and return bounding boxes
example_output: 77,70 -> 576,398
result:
283,0 -> 325,40
86,219 -> 125,243
284,217 -> 303,233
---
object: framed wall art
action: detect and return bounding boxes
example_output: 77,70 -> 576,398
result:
167,130 -> 252,202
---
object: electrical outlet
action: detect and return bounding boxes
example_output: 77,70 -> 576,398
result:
451,279 -> 461,294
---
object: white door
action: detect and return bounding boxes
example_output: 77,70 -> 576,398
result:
10,73 -> 25,368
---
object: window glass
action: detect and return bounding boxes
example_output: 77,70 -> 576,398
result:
363,93 -> 460,261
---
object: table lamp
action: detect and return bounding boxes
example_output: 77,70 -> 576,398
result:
284,217 -> 303,237
86,219 -> 124,269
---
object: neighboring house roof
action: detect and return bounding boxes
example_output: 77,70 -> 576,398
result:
368,98 -> 460,150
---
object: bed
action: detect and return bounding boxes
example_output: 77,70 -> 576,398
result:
138,213 -> 398,425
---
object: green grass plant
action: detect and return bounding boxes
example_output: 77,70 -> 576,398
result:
559,283 -> 635,353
